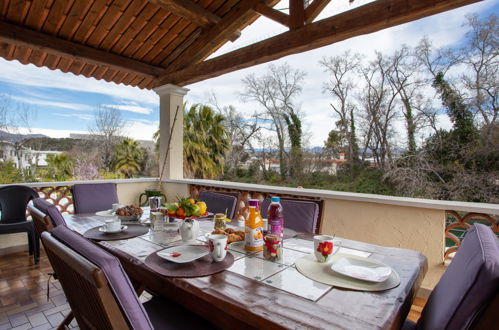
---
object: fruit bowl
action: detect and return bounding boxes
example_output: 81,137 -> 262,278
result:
164,197 -> 208,219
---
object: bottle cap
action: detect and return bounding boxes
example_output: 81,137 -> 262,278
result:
248,199 -> 260,207
271,197 -> 280,202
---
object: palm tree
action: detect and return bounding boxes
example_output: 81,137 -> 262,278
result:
46,153 -> 74,181
184,104 -> 228,178
154,104 -> 229,179
113,138 -> 144,178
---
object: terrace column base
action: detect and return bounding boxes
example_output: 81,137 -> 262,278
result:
154,84 -> 189,180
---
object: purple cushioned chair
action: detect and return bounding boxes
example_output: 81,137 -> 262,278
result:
33,197 -> 67,227
45,226 -> 213,329
261,198 -> 320,233
404,223 -> 499,330
198,191 -> 238,219
72,183 -> 119,214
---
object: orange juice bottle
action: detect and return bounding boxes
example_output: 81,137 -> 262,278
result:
245,206 -> 263,252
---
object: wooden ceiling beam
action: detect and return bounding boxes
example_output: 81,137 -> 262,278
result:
157,0 -> 482,86
289,0 -> 305,29
160,0 -> 273,74
150,0 -> 221,28
304,0 -> 331,24
254,3 -> 290,27
0,20 -> 163,78
149,0 -> 240,42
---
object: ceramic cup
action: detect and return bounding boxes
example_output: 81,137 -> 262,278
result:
313,235 -> 340,263
208,234 -> 228,262
105,219 -> 121,232
112,203 -> 123,212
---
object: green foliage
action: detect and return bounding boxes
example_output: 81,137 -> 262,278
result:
99,170 -> 125,179
324,129 -> 345,155
184,104 -> 229,179
45,153 -> 74,181
24,137 -> 85,151
112,138 -> 144,178
432,72 -> 479,145
284,113 -> 303,178
0,161 -> 22,183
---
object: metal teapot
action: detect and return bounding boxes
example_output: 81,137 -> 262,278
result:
139,188 -> 166,206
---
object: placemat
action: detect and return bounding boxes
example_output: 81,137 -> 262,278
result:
295,253 -> 400,291
83,224 -> 149,241
144,246 -> 234,277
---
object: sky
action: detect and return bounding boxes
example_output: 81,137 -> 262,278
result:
0,0 -> 497,146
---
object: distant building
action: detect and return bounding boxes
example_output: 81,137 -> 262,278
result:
0,142 -> 61,169
241,152 -> 348,175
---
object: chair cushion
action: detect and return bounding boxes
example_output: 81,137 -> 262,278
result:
33,198 -> 52,214
417,224 -> 499,329
261,199 -> 320,233
46,205 -> 67,227
143,297 -> 214,330
198,191 -> 238,219
51,226 -> 153,330
72,183 -> 118,214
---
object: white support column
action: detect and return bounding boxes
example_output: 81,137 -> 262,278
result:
154,84 -> 189,180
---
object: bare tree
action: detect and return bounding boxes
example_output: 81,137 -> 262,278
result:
320,51 -> 361,167
415,37 -> 460,79
385,45 -> 433,154
209,94 -> 261,177
459,14 -> 498,145
89,106 -> 126,171
358,52 -> 399,169
241,63 -> 305,180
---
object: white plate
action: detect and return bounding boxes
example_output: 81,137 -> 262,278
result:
98,225 -> 128,234
157,245 -> 208,263
331,256 -> 392,283
96,210 -> 115,217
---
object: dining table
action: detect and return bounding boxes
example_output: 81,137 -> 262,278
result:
63,211 -> 427,330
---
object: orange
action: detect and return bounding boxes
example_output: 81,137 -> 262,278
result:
188,198 -> 196,204
176,207 -> 185,217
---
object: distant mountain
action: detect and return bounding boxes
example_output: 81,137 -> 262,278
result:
0,130 -> 48,143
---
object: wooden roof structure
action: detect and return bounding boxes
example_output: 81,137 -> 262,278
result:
0,0 -> 481,89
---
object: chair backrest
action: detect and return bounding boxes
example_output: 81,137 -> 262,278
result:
198,191 -> 238,219
260,198 -> 320,233
417,224 -> 499,330
33,197 -> 67,227
44,226 -> 153,330
72,183 -> 118,214
0,185 -> 38,224
28,204 -> 54,236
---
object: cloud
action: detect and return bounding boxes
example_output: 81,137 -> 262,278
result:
102,103 -> 154,115
123,120 -> 159,141
0,59 -> 159,106
4,94 -> 94,111
55,113 -> 94,120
